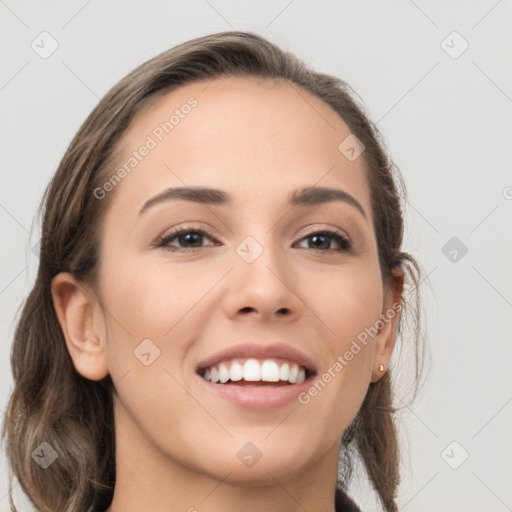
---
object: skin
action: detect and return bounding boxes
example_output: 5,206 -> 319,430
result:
51,76 -> 403,512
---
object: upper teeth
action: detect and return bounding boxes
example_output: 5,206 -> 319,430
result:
202,358 -> 307,384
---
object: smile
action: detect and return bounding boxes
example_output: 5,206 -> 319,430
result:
195,342 -> 318,409
198,357 -> 312,385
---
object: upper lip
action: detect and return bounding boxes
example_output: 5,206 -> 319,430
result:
196,343 -> 318,374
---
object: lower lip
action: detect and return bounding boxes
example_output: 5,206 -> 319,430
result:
197,374 -> 314,410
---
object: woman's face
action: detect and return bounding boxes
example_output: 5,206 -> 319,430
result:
89,76 -> 399,484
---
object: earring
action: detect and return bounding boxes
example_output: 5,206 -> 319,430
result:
379,363 -> 385,372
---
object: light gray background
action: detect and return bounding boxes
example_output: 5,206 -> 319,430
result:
1,1 -> 511,511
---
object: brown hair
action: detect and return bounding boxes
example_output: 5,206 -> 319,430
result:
1,30 -> 428,512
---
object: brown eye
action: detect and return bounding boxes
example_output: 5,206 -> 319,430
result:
156,226 -> 219,251
295,229 -> 351,252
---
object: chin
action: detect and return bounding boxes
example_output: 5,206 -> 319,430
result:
189,440 -> 315,485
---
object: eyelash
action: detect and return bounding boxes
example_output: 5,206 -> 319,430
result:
155,224 -> 352,253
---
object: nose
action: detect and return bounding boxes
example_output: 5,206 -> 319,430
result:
221,239 -> 303,323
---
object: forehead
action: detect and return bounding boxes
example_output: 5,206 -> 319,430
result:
107,75 -> 372,220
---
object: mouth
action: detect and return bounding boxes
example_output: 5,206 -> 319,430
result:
194,343 -> 318,409
196,357 -> 316,386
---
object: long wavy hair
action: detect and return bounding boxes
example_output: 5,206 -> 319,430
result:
1,30 -> 428,512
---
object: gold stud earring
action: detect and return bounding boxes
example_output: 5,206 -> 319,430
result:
379,363 -> 385,372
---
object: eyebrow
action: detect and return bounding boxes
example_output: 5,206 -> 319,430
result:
138,186 -> 367,219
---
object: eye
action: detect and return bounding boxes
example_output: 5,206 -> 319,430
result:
155,226 -> 351,253
155,225 -> 219,252
294,229 -> 351,252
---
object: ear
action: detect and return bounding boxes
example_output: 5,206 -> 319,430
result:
370,266 -> 404,383
51,272 -> 109,381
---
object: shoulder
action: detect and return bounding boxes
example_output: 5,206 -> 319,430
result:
335,487 -> 363,512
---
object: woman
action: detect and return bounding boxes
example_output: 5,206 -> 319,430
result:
2,31 -> 426,512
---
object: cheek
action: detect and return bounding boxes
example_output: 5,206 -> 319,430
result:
99,256 -> 225,390
101,258 -> 213,335
308,259 -> 383,343
300,261 -> 383,408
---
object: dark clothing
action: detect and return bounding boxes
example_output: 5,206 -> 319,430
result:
335,487 -> 363,511
90,488 -> 361,511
